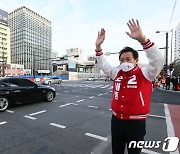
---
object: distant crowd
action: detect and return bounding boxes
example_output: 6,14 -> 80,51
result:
153,75 -> 180,91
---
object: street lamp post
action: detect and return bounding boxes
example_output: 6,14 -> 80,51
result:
156,29 -> 173,73
165,32 -> 168,70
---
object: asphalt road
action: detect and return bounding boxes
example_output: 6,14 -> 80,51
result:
0,80 -> 179,154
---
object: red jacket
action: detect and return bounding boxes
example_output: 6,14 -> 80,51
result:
96,40 -> 164,120
112,66 -> 152,120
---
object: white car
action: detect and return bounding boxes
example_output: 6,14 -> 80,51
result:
41,77 -> 62,85
86,76 -> 95,81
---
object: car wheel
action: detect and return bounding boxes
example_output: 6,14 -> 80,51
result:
58,81 -> 61,84
45,91 -> 54,102
48,81 -> 51,85
0,96 -> 9,112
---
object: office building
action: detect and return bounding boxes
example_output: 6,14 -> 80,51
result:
0,9 -> 11,76
174,22 -> 180,62
9,6 -> 52,75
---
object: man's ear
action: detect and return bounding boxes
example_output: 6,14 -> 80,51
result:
135,58 -> 139,64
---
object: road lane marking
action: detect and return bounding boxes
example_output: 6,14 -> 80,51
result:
108,86 -> 113,89
147,114 -> 166,119
142,149 -> 161,154
69,103 -> 78,106
49,123 -> 66,129
100,85 -> 109,89
29,110 -> 46,116
0,121 -> 7,125
24,115 -> 37,120
6,110 -> 14,113
88,106 -> 98,109
76,99 -> 85,102
98,94 -> 103,96
109,109 -> 112,111
65,91 -> 69,92
164,104 -> 179,154
91,135 -> 111,154
56,93 -> 59,95
59,103 -> 71,107
59,103 -> 78,108
104,92 -> 109,94
53,100 -> 57,102
89,96 -> 95,99
85,133 -> 108,141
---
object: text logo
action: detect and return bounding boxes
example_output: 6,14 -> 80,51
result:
128,137 -> 179,152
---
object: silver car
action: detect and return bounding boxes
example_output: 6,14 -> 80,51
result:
41,77 -> 62,85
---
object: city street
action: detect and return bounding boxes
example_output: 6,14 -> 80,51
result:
0,80 -> 179,154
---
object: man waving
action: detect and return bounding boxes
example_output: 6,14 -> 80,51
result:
95,19 -> 164,154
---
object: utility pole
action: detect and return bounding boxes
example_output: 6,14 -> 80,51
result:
165,32 -> 168,71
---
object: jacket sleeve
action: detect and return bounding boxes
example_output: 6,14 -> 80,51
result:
96,50 -> 120,80
141,40 -> 164,81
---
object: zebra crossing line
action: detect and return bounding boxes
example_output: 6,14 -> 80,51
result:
61,83 -> 112,89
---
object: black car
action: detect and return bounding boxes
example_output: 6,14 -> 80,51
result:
0,77 -> 56,112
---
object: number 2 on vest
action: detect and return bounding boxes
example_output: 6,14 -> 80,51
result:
128,75 -> 137,85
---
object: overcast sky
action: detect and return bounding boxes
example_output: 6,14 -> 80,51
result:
0,0 -> 180,66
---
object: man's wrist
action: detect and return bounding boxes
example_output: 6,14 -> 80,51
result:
138,35 -> 148,44
96,45 -> 101,51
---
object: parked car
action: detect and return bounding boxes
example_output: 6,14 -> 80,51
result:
105,76 -> 112,81
41,77 -> 62,85
0,77 -> 56,112
86,76 -> 95,81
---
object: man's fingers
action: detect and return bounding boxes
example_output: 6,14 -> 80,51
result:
128,20 -> 134,28
136,20 -> 140,27
132,19 -> 137,27
127,23 -> 132,30
126,32 -> 132,38
99,28 -> 105,36
128,19 -> 138,28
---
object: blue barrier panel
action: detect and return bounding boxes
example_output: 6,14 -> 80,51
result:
19,75 -> 69,80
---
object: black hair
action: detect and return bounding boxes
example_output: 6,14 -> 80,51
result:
119,46 -> 139,60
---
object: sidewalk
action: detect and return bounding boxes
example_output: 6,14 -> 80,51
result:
168,104 -> 180,152
157,87 -> 180,93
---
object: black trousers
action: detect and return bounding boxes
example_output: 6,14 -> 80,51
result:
111,115 -> 146,154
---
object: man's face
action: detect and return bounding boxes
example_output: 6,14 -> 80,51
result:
119,52 -> 139,66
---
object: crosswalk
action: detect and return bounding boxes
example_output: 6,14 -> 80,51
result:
59,83 -> 113,89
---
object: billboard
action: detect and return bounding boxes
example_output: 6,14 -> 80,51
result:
68,60 -> 77,71
0,9 -> 8,26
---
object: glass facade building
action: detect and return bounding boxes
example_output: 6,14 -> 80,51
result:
174,22 -> 180,62
8,6 -> 52,75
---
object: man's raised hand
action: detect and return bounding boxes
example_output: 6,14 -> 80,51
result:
126,19 -> 147,44
96,28 -> 105,50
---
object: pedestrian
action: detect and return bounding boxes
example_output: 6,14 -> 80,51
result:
171,76 -> 178,91
161,76 -> 166,89
95,19 -> 164,154
165,75 -> 171,90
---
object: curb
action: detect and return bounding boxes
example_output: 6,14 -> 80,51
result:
157,87 -> 180,93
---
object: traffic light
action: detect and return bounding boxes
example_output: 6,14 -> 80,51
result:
74,55 -> 79,58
